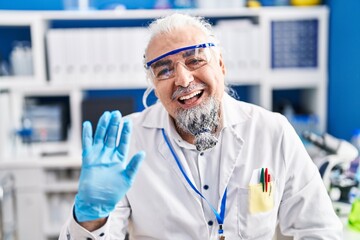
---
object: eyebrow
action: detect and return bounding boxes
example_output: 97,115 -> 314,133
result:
151,59 -> 173,69
150,48 -> 202,71
152,50 -> 197,69
182,49 -> 196,58
145,43 -> 215,68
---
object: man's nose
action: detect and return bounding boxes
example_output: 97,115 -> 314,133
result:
174,62 -> 194,87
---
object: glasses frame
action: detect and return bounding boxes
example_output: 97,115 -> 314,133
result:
144,42 -> 216,70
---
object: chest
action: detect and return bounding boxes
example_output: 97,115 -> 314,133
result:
127,126 -> 286,239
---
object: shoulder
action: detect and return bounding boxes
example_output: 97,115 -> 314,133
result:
224,94 -> 289,133
124,102 -> 164,128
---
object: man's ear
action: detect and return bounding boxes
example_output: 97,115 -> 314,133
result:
218,53 -> 226,75
154,88 -> 159,98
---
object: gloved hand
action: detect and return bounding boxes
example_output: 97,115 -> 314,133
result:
74,110 -> 145,222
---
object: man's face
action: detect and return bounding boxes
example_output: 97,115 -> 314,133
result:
145,26 -> 226,121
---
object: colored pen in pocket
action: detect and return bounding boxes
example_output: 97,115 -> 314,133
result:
268,174 -> 272,196
260,168 -> 265,192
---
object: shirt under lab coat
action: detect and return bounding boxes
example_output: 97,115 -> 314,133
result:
60,93 -> 342,240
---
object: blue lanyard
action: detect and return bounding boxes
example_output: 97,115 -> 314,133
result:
161,128 -> 227,236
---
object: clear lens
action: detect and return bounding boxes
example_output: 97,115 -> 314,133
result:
148,44 -> 213,80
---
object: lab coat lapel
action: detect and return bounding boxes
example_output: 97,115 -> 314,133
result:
217,93 -> 247,205
218,126 -> 244,203
143,103 -> 200,202
157,130 -> 202,205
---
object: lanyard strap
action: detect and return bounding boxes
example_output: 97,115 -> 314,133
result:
161,129 -> 227,230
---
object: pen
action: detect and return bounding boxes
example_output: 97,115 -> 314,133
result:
260,168 -> 265,192
268,173 -> 271,196
265,168 -> 268,192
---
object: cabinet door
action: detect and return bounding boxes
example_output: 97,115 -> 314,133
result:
0,168 -> 45,240
16,190 -> 45,240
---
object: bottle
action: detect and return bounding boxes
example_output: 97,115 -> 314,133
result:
10,41 -> 33,76
349,186 -> 359,204
350,129 -> 360,178
172,0 -> 195,8
154,0 -> 171,9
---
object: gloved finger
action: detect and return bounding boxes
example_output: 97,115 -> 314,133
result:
104,111 -> 122,149
94,111 -> 111,145
123,151 -> 145,182
116,119 -> 132,160
82,121 -> 93,155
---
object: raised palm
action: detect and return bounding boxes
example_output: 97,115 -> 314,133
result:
74,111 -> 145,222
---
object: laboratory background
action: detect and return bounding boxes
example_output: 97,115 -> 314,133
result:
0,0 -> 359,239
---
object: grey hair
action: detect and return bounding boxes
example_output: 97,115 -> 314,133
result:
144,13 -> 220,60
142,13 -> 222,108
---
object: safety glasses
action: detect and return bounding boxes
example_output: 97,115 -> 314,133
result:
145,42 -> 215,80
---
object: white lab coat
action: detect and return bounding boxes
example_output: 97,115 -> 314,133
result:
60,93 -> 342,240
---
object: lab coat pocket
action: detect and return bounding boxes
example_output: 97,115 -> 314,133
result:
249,181 -> 275,214
237,180 -> 278,239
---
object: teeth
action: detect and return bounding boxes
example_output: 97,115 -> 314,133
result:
179,91 -> 201,101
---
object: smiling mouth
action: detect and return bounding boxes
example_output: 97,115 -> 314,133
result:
178,90 -> 204,105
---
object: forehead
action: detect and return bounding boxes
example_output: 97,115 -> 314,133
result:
146,26 -> 208,62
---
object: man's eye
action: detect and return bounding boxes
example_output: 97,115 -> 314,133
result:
186,57 -> 206,67
156,67 -> 172,78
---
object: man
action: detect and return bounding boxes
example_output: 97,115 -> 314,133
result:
60,13 -> 342,239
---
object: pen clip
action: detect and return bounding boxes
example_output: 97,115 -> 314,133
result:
260,168 -> 265,192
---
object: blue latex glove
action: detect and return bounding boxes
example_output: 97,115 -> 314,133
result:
74,110 -> 145,222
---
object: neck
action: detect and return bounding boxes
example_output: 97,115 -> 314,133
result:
175,123 -> 195,144
173,112 -> 223,145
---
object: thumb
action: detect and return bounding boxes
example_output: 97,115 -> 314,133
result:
124,151 -> 145,182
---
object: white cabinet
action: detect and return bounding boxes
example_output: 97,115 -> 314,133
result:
0,12 -> 47,88
0,6 -> 329,240
0,159 -> 80,240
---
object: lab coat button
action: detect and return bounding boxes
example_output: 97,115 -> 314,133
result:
208,220 -> 213,226
86,238 -> 92,240
203,185 -> 209,190
99,232 -> 105,237
200,152 -> 204,156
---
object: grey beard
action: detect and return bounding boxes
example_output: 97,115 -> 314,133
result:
175,97 -> 220,151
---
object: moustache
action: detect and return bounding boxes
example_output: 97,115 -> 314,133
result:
171,82 -> 207,101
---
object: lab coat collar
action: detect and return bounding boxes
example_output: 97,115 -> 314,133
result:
141,92 -> 251,130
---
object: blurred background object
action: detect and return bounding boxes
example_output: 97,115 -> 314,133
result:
291,0 -> 321,6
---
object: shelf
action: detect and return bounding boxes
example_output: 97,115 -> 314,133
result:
269,78 -> 323,89
48,79 -> 148,90
0,8 -> 260,21
0,14 -> 39,26
44,181 -> 78,192
226,78 -> 261,86
0,7 -> 329,21
0,156 -> 81,169
0,76 -> 44,89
